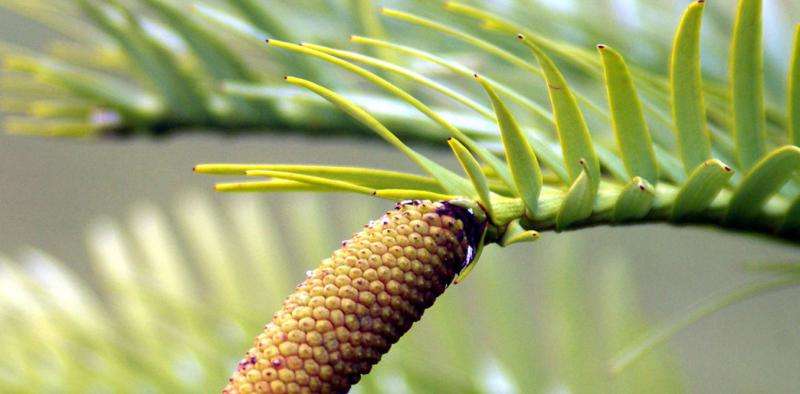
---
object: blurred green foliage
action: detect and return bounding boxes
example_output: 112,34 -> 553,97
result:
0,195 -> 683,393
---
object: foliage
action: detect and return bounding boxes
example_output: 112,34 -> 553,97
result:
4,0 -> 797,238
1,0 -> 800,391
0,195 -> 686,392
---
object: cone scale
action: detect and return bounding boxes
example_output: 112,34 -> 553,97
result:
223,200 -> 486,393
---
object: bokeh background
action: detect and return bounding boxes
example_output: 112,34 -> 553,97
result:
1,1 -> 799,393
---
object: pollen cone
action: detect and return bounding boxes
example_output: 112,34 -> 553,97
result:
224,200 -> 484,393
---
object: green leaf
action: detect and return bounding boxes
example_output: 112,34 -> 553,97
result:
447,139 -> 495,221
244,170 -> 457,202
670,0 -> 712,173
598,45 -> 659,185
372,189 -> 456,201
302,42 -> 493,119
671,159 -> 735,221
555,160 -> 596,231
283,76 -> 473,196
476,75 -> 543,216
520,36 -> 600,194
214,180 -> 458,201
268,39 -> 515,191
789,24 -> 800,146
499,219 -> 540,247
349,35 -> 557,136
383,7 -> 612,126
214,180 -> 323,193
613,177 -> 655,222
381,8 -> 539,75
194,164 -> 443,192
726,146 -> 800,224
730,0 -> 767,170
245,170 -> 374,195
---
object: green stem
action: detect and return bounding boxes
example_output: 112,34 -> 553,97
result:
494,182 -> 795,243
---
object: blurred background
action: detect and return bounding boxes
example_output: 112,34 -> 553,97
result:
1,1 -> 799,393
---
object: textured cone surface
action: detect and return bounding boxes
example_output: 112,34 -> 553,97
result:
223,200 -> 482,393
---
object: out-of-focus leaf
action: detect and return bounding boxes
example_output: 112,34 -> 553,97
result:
78,0 -> 209,122
611,275 -> 800,374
